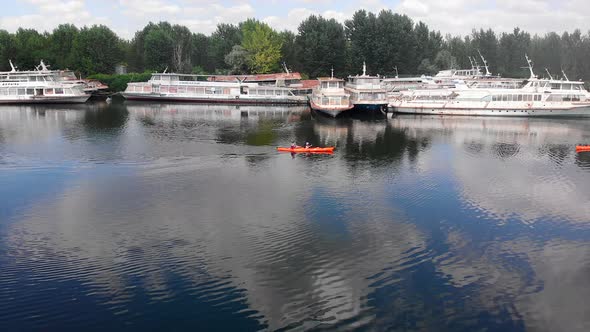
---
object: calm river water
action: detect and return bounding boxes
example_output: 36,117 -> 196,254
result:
1,102 -> 589,331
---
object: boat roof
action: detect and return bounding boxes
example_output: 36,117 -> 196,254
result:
299,80 -> 320,89
317,77 -> 344,82
0,71 -> 56,77
207,72 -> 302,82
382,76 -> 430,82
348,74 -> 380,79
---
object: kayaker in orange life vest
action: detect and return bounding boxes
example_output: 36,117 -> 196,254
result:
291,141 -> 298,149
305,142 -> 312,149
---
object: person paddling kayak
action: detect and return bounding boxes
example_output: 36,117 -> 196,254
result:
305,142 -> 312,149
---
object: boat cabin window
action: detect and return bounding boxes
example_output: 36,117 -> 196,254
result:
354,78 -> 378,85
548,94 -> 582,102
551,83 -> 561,90
152,75 -> 161,81
321,82 -> 329,89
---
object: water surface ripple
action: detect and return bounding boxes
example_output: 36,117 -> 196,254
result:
1,104 -> 589,331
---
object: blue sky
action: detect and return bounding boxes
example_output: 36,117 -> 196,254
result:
1,0 -> 589,39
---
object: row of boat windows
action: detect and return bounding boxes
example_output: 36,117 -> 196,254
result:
320,82 -> 344,89
412,95 -> 451,100
314,96 -> 350,106
0,87 -> 73,96
531,81 -> 585,90
545,94 -> 584,101
489,94 -> 543,102
470,82 -> 523,89
452,70 -> 481,76
488,94 -> 584,102
250,89 -> 291,96
152,75 -> 180,82
348,78 -> 381,85
411,94 -> 585,102
412,94 -> 586,102
0,75 -> 55,82
129,84 -> 291,96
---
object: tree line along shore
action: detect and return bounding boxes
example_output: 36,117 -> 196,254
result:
1,9 -> 589,92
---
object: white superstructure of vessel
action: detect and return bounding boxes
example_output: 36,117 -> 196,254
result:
122,72 -> 308,105
344,62 -> 388,113
0,60 -> 90,104
391,56 -> 590,117
309,69 -> 353,117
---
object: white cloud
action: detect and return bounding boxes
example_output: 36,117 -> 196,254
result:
0,0 -> 109,33
395,0 -> 590,36
116,1 -> 256,37
119,0 -> 181,16
2,0 -> 590,40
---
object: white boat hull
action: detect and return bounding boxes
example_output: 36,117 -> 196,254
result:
309,99 -> 353,117
393,105 -> 590,117
0,95 -> 90,104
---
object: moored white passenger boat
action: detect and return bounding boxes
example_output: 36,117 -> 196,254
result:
0,61 -> 89,104
344,62 -> 388,113
35,60 -> 109,95
393,89 -> 590,117
391,55 -> 590,117
122,73 -> 308,105
309,72 -> 353,117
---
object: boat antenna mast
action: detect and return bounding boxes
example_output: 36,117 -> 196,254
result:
472,56 -> 480,72
544,68 -> 554,80
8,59 -> 17,72
468,56 -> 475,70
330,67 -> 334,79
362,61 -> 367,76
393,66 -> 398,78
282,62 -> 290,74
561,68 -> 569,81
38,60 -> 49,72
524,54 -> 536,79
477,50 -> 491,76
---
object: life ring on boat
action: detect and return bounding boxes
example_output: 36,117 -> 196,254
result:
235,95 -> 239,99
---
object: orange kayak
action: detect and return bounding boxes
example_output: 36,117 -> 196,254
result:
576,145 -> 590,152
277,146 -> 335,153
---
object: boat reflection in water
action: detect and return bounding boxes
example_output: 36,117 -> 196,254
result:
389,114 -> 590,222
385,115 -> 590,332
125,102 -> 311,123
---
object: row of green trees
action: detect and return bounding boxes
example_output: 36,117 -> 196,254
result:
1,10 -> 590,81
